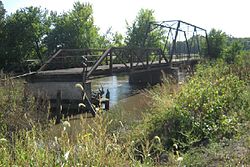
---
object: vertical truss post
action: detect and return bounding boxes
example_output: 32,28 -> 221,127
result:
184,31 -> 191,60
194,27 -> 201,58
146,49 -> 149,68
130,49 -> 133,70
170,21 -> 181,62
205,30 -> 210,58
109,50 -> 113,74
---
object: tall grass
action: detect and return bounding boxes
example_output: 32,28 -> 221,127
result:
0,78 -> 49,132
132,56 -> 250,165
0,78 -> 159,166
0,54 -> 249,166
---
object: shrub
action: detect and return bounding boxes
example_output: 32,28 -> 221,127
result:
0,115 -> 138,166
139,60 -> 249,152
0,78 -> 49,133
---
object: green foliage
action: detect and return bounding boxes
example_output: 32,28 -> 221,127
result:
223,40 -> 243,63
0,0 -> 6,69
0,112 -> 154,166
46,2 -> 99,54
0,0 -> 5,22
1,6 -> 50,70
0,60 -> 249,166
205,28 -> 247,64
177,61 -> 248,139
97,28 -> 124,48
0,78 -> 49,132
233,53 -> 250,83
207,28 -> 227,59
125,9 -> 163,48
181,129 -> 250,166
138,60 -> 249,153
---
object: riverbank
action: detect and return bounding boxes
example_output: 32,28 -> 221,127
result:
0,57 -> 249,166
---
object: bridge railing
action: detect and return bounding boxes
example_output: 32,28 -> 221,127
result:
86,47 -> 169,78
38,47 -> 202,78
38,49 -> 107,71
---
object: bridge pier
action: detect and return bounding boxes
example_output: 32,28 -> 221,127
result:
129,67 -> 178,85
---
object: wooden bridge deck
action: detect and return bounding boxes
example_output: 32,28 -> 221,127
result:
27,58 -> 198,82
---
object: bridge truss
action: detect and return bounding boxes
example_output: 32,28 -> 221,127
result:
34,20 -> 209,117
38,20 -> 209,79
145,20 -> 209,62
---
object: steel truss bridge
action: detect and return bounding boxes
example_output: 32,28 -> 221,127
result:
37,20 -> 209,79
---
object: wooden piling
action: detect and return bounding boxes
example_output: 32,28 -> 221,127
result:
56,90 -> 62,124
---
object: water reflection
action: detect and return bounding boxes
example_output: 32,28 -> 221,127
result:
91,75 -> 142,106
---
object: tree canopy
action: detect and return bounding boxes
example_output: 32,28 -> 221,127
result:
207,28 -> 227,59
45,2 -> 99,54
125,9 -> 164,48
0,0 -> 249,72
2,6 -> 50,69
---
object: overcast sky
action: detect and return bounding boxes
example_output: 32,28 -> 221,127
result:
2,0 -> 250,37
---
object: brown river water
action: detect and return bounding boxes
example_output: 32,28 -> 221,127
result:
50,71 -> 185,137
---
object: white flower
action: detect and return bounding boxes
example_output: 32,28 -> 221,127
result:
64,151 -> 70,161
63,121 -> 71,131
0,138 -> 7,142
177,157 -> 183,161
75,83 -> 84,91
79,103 -> 86,108
63,121 -> 71,127
154,136 -> 161,143
119,121 -> 124,127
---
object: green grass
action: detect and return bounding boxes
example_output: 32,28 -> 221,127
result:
0,55 -> 249,166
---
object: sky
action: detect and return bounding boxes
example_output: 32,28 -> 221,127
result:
2,0 -> 250,38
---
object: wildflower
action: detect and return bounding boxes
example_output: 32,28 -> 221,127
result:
154,136 -> 161,143
63,121 -> 71,131
54,136 -> 58,145
64,151 -> 70,161
119,121 -> 124,127
75,83 -> 84,91
177,157 -> 183,162
63,121 -> 71,127
0,138 -> 7,142
79,103 -> 86,108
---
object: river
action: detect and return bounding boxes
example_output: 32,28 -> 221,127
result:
91,70 -> 185,106
91,74 -> 145,106
49,71 -> 185,137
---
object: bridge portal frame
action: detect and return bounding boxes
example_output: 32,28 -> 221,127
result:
144,20 -> 210,63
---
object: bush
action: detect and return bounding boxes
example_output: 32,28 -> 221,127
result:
231,53 -> 250,83
0,115 -> 142,166
0,78 -> 49,133
139,60 -> 249,152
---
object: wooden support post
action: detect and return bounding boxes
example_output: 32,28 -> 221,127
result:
105,55 -> 108,65
130,50 -> 133,70
109,52 -> 113,74
105,89 -> 110,110
159,50 -> 162,64
56,90 -> 62,124
146,50 -> 149,68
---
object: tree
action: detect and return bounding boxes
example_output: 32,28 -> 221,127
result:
125,9 -> 163,48
97,28 -> 124,48
46,2 -> 99,54
0,0 -> 6,68
207,28 -> 227,59
0,0 -> 5,24
223,40 -> 243,63
2,6 -> 50,70
112,32 -> 124,47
